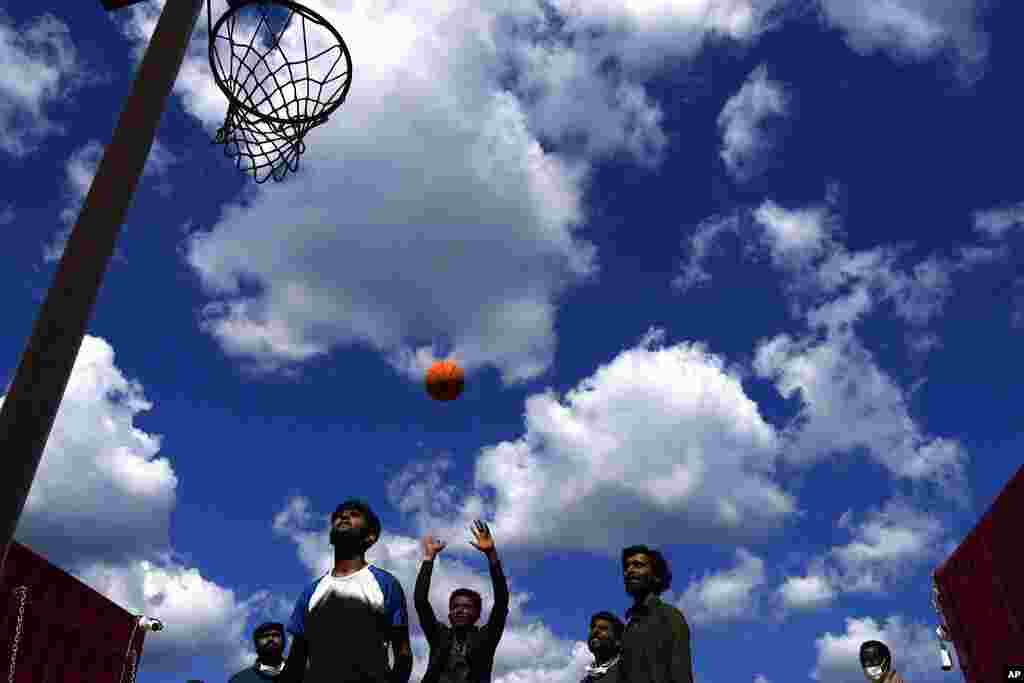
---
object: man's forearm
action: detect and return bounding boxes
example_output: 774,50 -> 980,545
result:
414,558 -> 434,605
486,549 -> 509,608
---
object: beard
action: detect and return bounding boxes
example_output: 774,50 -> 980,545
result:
330,526 -> 367,552
588,640 -> 613,657
257,644 -> 283,664
625,575 -> 656,596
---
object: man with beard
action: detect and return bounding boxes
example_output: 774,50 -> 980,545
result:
229,622 -> 290,682
582,612 -> 624,683
618,545 -> 693,683
860,641 -> 908,683
415,521 -> 510,683
281,500 -> 413,683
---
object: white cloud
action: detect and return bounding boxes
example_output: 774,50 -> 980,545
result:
509,40 -> 668,166
817,0 -> 989,81
6,336 -> 177,567
0,204 -> 14,225
391,331 -> 796,554
673,214 -> 741,292
811,615 -> 951,683
753,329 -> 967,489
0,13 -> 83,156
777,570 -> 836,611
676,196 -> 969,490
776,499 -> 949,613
4,335 -> 268,675
973,201 -> 1024,240
828,501 -> 946,593
545,0 -> 768,73
677,548 -> 766,624
753,200 -> 831,271
718,65 -> 787,181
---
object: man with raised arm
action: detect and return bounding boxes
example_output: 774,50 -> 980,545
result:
415,521 -> 510,683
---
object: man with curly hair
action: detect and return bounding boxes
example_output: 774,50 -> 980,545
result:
618,545 -> 693,683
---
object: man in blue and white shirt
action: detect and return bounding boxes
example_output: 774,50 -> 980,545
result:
282,499 -> 412,683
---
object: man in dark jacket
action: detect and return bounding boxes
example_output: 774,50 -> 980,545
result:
582,611 -> 624,683
229,622 -> 289,682
415,521 -> 510,683
618,545 -> 693,683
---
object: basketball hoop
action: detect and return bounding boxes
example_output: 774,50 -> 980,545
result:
207,0 -> 352,182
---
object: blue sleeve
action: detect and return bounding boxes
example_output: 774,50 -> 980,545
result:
377,568 -> 408,628
287,580 -> 315,640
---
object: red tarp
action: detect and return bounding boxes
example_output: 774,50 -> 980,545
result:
934,464 -> 1024,683
0,540 -> 148,683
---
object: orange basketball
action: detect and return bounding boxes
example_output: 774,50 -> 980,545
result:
425,360 -> 465,401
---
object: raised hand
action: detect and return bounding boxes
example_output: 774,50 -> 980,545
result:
422,534 -> 447,560
468,520 -> 496,555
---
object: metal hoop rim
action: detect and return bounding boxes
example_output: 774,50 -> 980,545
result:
207,0 -> 352,126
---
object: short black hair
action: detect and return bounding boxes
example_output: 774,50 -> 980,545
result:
253,621 -> 286,647
860,640 -> 891,665
590,611 -> 625,640
450,588 -> 483,612
622,545 -> 672,593
332,499 -> 382,546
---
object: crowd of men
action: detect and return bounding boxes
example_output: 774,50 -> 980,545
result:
228,499 -> 906,683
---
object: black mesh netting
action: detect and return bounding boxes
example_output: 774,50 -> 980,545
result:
208,0 -> 352,182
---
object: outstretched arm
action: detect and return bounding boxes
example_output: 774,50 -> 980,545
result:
484,549 -> 509,636
469,521 -> 509,640
415,535 -> 446,645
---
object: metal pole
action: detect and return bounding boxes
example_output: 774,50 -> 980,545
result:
0,0 -> 204,584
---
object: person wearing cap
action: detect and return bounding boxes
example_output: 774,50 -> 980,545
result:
229,622 -> 290,682
280,499 -> 413,683
860,640 -> 908,683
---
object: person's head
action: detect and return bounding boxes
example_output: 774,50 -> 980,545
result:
622,545 -> 672,597
253,622 -> 286,663
330,499 -> 381,554
449,588 -> 483,629
588,611 -> 624,660
860,640 -> 892,681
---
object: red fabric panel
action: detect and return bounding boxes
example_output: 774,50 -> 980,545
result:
0,541 -> 148,683
934,465 -> 1024,683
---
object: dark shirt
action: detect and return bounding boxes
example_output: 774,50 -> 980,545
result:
283,564 -> 409,683
229,662 -> 287,683
441,633 -> 472,683
619,594 -> 693,683
415,557 -> 510,683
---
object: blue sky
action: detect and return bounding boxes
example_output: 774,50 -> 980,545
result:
2,0 -> 1023,682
